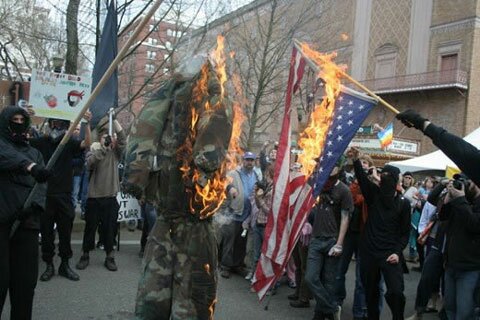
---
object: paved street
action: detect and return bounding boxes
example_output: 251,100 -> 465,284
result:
2,229 -> 441,319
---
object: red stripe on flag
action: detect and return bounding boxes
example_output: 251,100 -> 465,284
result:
252,46 -> 316,300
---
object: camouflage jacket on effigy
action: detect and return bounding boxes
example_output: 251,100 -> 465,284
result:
123,64 -> 233,220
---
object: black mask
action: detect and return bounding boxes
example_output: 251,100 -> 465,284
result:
8,121 -> 28,144
379,174 -> 397,208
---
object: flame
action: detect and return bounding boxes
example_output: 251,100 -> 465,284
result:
211,35 -> 227,99
340,33 -> 349,41
297,43 -> 346,177
227,73 -> 246,170
178,35 -> 245,219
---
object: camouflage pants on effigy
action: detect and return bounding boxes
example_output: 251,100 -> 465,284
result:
135,215 -> 217,320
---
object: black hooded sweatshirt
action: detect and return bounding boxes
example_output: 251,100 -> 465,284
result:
353,159 -> 411,259
0,106 -> 46,229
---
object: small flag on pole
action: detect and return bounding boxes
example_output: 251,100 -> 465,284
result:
377,122 -> 393,148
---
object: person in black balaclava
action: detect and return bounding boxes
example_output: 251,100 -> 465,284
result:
347,147 -> 411,320
30,112 -> 92,282
0,106 -> 50,320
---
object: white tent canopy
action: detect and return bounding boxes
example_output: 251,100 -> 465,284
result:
387,126 -> 480,172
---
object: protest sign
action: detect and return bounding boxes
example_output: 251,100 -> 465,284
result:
29,69 -> 92,121
116,191 -> 141,222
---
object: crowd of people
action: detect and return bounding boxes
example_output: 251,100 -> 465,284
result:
0,97 -> 479,320
212,110 -> 480,320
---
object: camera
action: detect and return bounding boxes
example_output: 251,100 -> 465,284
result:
104,135 -> 112,147
452,177 -> 467,190
256,180 -> 268,191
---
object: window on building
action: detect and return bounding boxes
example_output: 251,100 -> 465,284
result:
438,41 -> 461,71
440,54 -> 458,71
147,38 -> 158,46
147,51 -> 157,59
145,64 -> 155,73
149,24 -> 159,32
165,41 -> 172,49
374,44 -> 398,79
164,53 -> 169,61
167,29 -> 174,37
163,68 -> 169,74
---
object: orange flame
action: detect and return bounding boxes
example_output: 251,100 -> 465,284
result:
178,35 -> 244,219
211,35 -> 227,99
297,43 -> 346,177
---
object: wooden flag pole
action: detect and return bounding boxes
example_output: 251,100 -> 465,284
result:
293,39 -> 400,115
11,0 -> 164,238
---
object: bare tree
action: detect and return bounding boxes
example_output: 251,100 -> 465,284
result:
182,0 -> 351,149
65,0 -> 81,74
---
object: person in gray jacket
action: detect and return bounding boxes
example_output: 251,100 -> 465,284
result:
76,117 -> 126,271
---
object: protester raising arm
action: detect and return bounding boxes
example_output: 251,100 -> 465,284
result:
347,147 -> 377,205
397,109 -> 480,186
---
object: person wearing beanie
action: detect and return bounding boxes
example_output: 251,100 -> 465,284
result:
347,147 -> 411,320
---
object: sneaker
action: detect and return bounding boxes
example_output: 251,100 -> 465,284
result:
76,255 -> 90,270
288,279 -> 297,289
244,272 -> 253,281
333,306 -> 342,320
289,299 -> 310,308
96,241 -> 104,250
39,263 -> 55,281
104,257 -> 118,271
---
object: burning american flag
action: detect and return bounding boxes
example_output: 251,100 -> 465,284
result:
252,42 -> 378,299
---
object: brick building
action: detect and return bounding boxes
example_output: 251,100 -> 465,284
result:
180,0 -> 480,161
117,18 -> 185,119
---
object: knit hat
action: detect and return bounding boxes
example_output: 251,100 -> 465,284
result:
382,165 -> 401,184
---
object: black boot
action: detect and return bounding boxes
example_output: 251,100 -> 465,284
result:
76,253 -> 90,270
104,256 -> 118,271
39,263 -> 55,281
58,259 -> 80,281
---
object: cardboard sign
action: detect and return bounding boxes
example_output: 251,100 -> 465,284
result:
29,69 -> 92,121
116,191 -> 141,222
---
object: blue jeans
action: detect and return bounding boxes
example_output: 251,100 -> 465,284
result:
305,236 -> 339,315
71,175 -> 82,207
444,267 -> 480,320
79,170 -> 89,213
251,224 -> 265,272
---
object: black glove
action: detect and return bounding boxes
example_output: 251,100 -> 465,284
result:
30,164 -> 52,183
396,109 -> 428,131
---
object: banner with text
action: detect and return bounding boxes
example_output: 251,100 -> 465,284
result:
29,69 -> 92,121
116,192 -> 141,222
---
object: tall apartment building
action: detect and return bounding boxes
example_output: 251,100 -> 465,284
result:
182,0 -> 480,161
118,18 -> 184,116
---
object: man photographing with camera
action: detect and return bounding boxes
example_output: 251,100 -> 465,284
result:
438,173 -> 480,319
76,114 -> 126,272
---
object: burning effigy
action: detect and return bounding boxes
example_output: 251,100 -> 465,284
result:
123,36 -> 241,320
